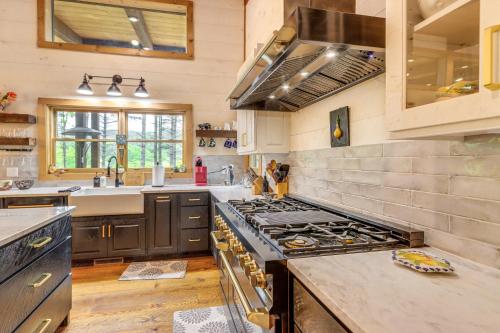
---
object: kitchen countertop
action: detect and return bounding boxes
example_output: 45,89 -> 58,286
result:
288,247 -> 500,333
0,206 -> 74,247
0,185 -> 260,202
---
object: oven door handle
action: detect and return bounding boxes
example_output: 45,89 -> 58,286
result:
219,250 -> 274,330
210,231 -> 229,251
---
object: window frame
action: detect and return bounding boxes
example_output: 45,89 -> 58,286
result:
38,98 -> 193,181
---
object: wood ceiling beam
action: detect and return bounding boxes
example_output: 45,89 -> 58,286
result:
54,16 -> 82,43
125,8 -> 154,50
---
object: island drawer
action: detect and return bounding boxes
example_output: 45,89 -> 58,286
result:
0,238 -> 71,333
180,206 -> 209,229
179,192 -> 209,206
2,196 -> 67,209
14,275 -> 72,333
0,214 -> 71,284
180,228 -> 209,253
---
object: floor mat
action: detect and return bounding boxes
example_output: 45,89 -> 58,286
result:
118,260 -> 187,281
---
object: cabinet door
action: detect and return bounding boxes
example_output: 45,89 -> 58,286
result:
108,217 -> 146,257
256,111 -> 290,153
237,110 -> 256,154
72,220 -> 107,260
146,194 -> 178,255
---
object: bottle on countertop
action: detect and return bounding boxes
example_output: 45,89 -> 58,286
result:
93,173 -> 101,188
262,175 -> 269,193
100,174 -> 107,188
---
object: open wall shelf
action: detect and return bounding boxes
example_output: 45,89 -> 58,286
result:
0,113 -> 37,124
195,130 -> 237,138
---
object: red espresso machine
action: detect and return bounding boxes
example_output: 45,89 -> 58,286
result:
194,157 -> 207,186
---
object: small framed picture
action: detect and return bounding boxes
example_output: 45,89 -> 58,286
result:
330,106 -> 350,147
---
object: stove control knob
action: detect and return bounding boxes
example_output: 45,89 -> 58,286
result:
250,270 -> 267,289
231,241 -> 244,255
224,230 -> 234,239
244,260 -> 258,276
238,253 -> 252,267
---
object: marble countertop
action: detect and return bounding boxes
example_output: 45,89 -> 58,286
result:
0,185 -> 260,203
0,206 -> 74,247
288,247 -> 500,333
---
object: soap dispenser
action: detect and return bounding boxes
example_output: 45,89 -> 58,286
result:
93,173 -> 101,188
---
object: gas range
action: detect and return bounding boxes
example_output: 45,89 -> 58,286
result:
212,195 -> 424,333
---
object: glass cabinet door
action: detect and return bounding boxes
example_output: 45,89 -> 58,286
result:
405,0 -> 480,109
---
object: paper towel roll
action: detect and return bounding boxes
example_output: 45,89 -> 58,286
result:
152,162 -> 165,187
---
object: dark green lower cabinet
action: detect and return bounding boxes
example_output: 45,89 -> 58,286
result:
72,215 -> 145,260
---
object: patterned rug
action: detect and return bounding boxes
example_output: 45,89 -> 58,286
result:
118,260 -> 187,281
173,305 -> 260,333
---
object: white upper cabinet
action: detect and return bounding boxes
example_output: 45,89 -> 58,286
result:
237,110 -> 290,155
386,0 -> 500,139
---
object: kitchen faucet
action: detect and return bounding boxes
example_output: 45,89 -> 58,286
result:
106,156 -> 120,187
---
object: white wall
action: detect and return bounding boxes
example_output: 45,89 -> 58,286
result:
289,0 -> 387,150
245,0 -> 284,59
0,0 -> 244,179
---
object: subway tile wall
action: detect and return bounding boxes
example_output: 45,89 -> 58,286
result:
288,137 -> 500,269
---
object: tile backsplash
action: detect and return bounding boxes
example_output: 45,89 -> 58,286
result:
288,136 -> 500,269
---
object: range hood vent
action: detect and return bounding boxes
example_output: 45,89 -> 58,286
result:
228,7 -> 386,112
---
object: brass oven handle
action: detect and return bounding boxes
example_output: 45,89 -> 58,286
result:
188,238 -> 201,242
210,231 -> 229,251
188,198 -> 201,202
34,318 -> 52,333
108,224 -> 111,238
102,225 -> 106,238
31,273 -> 52,288
483,24 -> 500,90
30,236 -> 53,249
188,216 -> 201,220
219,250 -> 274,329
8,204 -> 54,209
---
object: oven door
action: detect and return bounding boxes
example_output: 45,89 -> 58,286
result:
219,249 -> 275,333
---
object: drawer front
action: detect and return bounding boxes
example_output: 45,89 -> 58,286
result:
0,238 -> 71,333
180,228 -> 209,253
14,275 -> 72,333
0,215 -> 71,284
180,206 -> 209,229
179,192 -> 209,206
3,196 -> 67,209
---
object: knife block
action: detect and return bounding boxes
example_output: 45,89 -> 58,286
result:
275,182 -> 288,199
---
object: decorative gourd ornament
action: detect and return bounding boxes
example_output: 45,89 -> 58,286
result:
333,115 -> 343,139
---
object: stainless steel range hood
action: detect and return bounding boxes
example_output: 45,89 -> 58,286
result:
228,6 -> 385,112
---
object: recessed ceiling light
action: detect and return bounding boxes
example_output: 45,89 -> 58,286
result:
300,71 -> 309,77
129,16 -> 139,22
282,84 -> 290,90
461,65 -> 469,69
408,59 -> 415,63
269,95 -> 276,99
455,77 -> 464,82
131,40 -> 140,46
426,83 -> 432,87
406,73 -> 410,77
326,50 -> 337,58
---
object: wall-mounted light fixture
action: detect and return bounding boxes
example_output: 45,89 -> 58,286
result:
76,73 -> 149,98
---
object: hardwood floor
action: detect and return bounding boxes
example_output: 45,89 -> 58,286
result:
57,256 -> 224,333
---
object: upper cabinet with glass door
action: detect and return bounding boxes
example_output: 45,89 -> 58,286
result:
386,0 -> 500,139
38,0 -> 193,59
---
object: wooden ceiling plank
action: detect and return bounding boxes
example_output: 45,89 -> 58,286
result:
54,15 -> 83,43
125,8 -> 154,49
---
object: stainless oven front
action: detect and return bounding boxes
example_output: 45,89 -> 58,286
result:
211,215 -> 276,333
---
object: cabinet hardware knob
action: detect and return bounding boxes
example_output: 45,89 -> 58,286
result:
188,216 -> 201,220
156,196 -> 170,200
31,273 -> 52,288
188,198 -> 201,201
34,318 -> 52,333
29,236 -> 53,249
102,225 -> 106,238
188,238 -> 201,242
108,224 -> 111,238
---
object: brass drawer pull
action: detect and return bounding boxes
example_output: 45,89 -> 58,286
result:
108,224 -> 111,238
30,236 -> 53,249
188,216 -> 201,220
34,318 -> 52,333
8,204 -> 55,209
102,225 -> 106,238
31,273 -> 52,288
156,196 -> 170,199
188,198 -> 201,202
188,238 -> 201,242
156,199 -> 171,203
